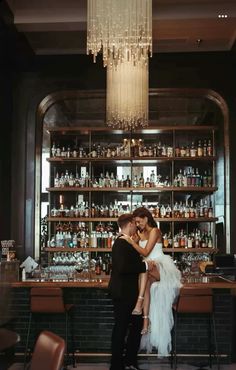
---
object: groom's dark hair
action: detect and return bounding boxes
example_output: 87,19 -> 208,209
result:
117,213 -> 134,229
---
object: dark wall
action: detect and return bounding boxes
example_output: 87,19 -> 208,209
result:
0,67 -> 12,240
0,2 -> 236,255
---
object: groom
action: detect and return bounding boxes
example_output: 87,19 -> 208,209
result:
109,213 -> 154,370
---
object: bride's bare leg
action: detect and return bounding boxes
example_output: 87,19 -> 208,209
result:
141,278 -> 151,334
132,271 -> 148,315
142,264 -> 160,334
149,263 -> 160,281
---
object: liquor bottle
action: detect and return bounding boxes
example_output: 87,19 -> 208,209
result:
208,231 -> 213,248
184,200 -> 189,218
197,140 -> 203,157
91,144 -> 97,158
165,204 -> 172,218
189,200 -> 195,218
72,146 -> 77,158
125,175 -> 131,187
160,204 -> 166,218
195,168 -> 202,187
203,199 -> 209,218
156,141 -> 161,156
207,169 -> 213,187
110,172 -> 115,187
139,173 -> 145,187
66,146 -> 71,158
145,177 -> 151,188
199,199 -> 204,217
97,143 -> 102,157
208,201 -> 213,218
182,170 -> 187,187
148,146 -> 153,157
61,146 -> 66,157
95,257 -> 102,275
132,175 -> 139,188
69,172 -> 75,187
175,144 -> 180,157
150,170 -> 155,187
163,234 -> 169,248
180,146 -> 186,157
207,139 -> 213,156
185,145 -> 190,157
190,141 -> 197,157
187,235 -> 193,248
173,202 -> 179,218
54,172 -> 60,187
155,203 -> 160,218
201,230 -> 207,248
162,144 -> 167,157
202,170 -> 208,187
51,142 -> 56,157
203,139 -> 207,156
56,143 -> 61,157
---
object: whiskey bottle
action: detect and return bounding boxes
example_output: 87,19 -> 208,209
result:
197,140 -> 203,157
139,173 -> 145,187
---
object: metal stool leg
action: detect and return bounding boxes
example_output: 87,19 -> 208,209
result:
69,309 -> 76,367
208,313 -> 212,368
212,312 -> 220,370
24,312 -> 32,369
63,311 -> 68,370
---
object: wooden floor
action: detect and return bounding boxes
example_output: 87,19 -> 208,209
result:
67,362 -> 236,369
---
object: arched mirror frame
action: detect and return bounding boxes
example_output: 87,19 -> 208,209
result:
34,88 -> 230,260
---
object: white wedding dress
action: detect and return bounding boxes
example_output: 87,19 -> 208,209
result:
139,240 -> 182,357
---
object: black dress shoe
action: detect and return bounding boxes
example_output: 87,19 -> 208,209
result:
125,365 -> 141,370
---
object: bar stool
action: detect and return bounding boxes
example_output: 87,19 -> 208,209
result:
171,287 -> 219,370
9,330 -> 65,370
24,287 -> 75,369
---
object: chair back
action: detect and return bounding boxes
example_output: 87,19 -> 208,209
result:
175,287 -> 213,313
29,330 -> 65,370
30,288 -> 65,313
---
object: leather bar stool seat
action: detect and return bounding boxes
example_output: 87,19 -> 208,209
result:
9,330 -> 65,370
25,287 -> 75,369
171,287 -> 219,370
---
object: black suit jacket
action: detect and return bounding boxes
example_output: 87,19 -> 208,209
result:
108,236 -> 146,302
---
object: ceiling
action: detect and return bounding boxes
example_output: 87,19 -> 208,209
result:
6,0 -> 236,55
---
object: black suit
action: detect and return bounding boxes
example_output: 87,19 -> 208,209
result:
108,236 -> 147,370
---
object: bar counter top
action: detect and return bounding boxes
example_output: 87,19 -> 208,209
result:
11,274 -> 236,290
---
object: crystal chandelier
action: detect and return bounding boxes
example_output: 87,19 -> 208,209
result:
87,0 -> 152,67
106,60 -> 149,130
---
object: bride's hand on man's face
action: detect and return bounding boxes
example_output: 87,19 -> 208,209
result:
131,232 -> 140,243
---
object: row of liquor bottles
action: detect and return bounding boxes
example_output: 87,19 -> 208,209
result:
52,167 -> 213,189
50,199 -> 214,219
163,229 -> 213,249
50,138 -> 213,159
47,228 -> 214,250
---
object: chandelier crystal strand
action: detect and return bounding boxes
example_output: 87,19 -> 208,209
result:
106,60 -> 149,130
87,0 -> 152,66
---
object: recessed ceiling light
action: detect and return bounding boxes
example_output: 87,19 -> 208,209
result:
218,14 -> 228,18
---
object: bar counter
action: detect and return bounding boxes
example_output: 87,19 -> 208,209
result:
11,274 -> 236,290
8,274 -> 236,362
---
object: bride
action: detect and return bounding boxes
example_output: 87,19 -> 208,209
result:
121,207 -> 182,357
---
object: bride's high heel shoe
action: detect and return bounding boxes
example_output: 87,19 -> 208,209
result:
141,316 -> 150,335
132,296 -> 144,315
